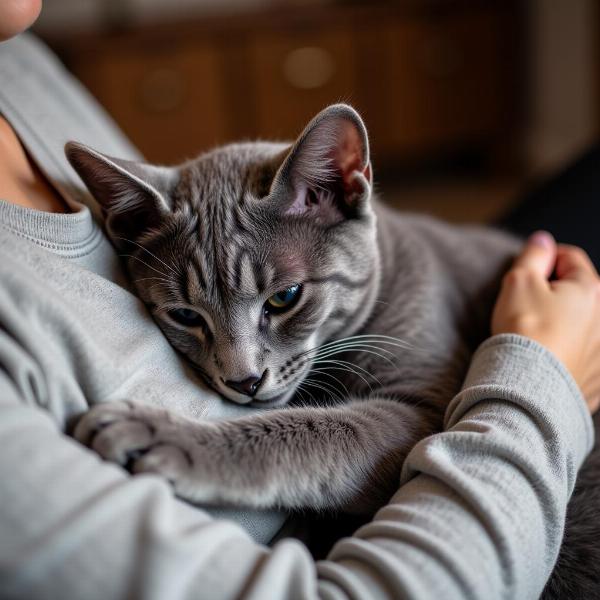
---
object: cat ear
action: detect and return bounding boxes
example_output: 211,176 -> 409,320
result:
271,104 -> 372,223
65,141 -> 176,242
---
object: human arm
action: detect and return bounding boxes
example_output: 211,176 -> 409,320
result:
2,10 -> 594,596
1,331 -> 592,600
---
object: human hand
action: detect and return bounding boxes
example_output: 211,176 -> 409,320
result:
0,0 -> 42,42
492,231 -> 600,413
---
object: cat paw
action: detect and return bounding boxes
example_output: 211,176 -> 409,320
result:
73,401 -> 196,492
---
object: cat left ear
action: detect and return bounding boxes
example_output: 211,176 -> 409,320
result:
271,104 -> 372,223
65,142 -> 176,243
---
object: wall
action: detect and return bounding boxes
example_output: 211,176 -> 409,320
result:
523,0 -> 598,173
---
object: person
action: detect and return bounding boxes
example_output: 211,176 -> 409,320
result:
1,4 -> 599,598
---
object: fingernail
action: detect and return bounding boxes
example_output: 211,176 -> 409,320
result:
529,231 -> 554,250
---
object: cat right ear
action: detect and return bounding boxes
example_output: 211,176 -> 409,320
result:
65,142 -> 176,243
270,104 -> 372,224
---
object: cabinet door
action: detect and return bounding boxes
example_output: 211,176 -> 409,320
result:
73,42 -> 228,163
367,9 -> 515,156
248,28 -> 358,141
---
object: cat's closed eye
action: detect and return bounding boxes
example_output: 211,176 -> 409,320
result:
264,284 -> 302,315
168,308 -> 208,329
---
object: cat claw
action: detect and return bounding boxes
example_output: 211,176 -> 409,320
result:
73,401 -> 194,489
73,400 -> 135,446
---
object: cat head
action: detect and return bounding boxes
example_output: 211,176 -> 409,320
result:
66,104 -> 380,407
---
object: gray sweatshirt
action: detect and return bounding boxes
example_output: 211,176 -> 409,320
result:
0,34 -> 594,600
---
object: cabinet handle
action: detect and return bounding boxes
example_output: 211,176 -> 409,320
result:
282,47 -> 336,90
138,68 -> 186,113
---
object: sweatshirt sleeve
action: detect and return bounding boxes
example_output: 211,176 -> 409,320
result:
0,334 -> 593,600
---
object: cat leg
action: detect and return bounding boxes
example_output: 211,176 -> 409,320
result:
74,399 -> 434,513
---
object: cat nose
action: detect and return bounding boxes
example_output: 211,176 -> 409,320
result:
225,371 -> 266,397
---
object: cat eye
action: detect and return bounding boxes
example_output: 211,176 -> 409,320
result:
168,308 -> 207,328
264,284 -> 302,314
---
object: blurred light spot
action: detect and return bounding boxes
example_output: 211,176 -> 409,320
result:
282,47 -> 335,90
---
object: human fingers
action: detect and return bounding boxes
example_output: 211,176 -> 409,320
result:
513,231 -> 557,280
491,234 -> 552,336
0,0 -> 42,42
555,245 -> 599,284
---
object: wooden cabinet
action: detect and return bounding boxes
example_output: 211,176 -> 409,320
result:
366,10 -> 516,156
49,2 -> 522,166
72,41 -> 229,161
249,28 -> 357,141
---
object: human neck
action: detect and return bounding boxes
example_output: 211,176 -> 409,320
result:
0,116 -> 70,213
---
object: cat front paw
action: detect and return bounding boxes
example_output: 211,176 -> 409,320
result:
73,400 -> 199,493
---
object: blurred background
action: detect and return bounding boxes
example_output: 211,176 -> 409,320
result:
33,0 -> 599,223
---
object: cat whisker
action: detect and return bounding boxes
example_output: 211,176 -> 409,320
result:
296,378 -> 327,401
312,364 -> 369,394
300,377 -> 344,404
310,344 -> 398,364
294,384 -> 316,407
309,367 -> 351,397
312,339 -> 413,356
134,276 -> 171,284
304,375 -> 344,401
311,359 -> 379,391
294,386 -> 307,405
311,342 -> 397,359
297,334 -> 415,362
119,254 -> 169,279
313,347 -> 398,369
115,236 -> 179,276
306,338 -> 413,360
323,359 -> 382,386
314,333 -> 414,351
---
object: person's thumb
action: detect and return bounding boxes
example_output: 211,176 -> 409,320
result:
514,231 -> 557,279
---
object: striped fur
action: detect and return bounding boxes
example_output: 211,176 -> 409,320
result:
67,105 -> 517,512
70,106 -> 600,595
68,105 -> 520,512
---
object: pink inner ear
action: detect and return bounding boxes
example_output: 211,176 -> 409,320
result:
286,182 -> 309,215
333,121 -> 370,194
285,183 -> 342,223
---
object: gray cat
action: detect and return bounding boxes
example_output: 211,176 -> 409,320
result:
66,104 -> 599,597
